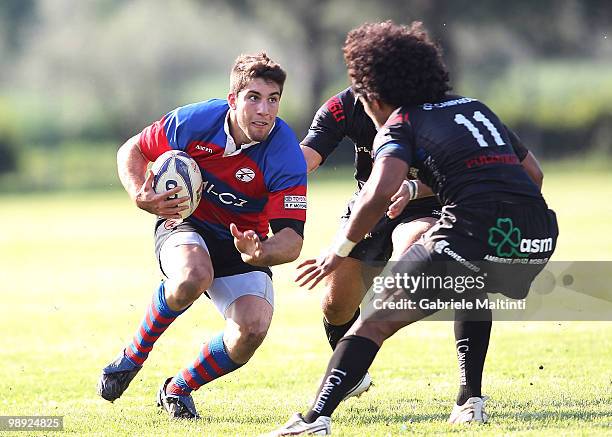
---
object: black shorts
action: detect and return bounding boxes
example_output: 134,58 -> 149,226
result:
341,195 -> 442,265
394,200 -> 559,300
154,219 -> 272,279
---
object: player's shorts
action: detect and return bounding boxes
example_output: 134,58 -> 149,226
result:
154,219 -> 274,316
340,194 -> 442,265
393,200 -> 559,301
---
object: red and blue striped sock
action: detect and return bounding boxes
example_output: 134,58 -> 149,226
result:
124,282 -> 186,367
166,332 -> 241,395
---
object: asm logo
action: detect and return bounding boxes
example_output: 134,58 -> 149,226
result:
202,180 -> 248,207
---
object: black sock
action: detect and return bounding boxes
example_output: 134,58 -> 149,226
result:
304,335 -> 379,423
323,308 -> 360,350
453,316 -> 492,405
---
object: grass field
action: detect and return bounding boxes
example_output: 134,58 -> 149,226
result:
1,163 -> 611,436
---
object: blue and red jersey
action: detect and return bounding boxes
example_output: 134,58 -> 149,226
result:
139,99 -> 307,240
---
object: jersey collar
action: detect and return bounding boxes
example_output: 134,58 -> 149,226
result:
224,110 -> 273,156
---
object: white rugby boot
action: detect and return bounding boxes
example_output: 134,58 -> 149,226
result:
263,413 -> 331,436
342,371 -> 372,401
448,396 -> 489,424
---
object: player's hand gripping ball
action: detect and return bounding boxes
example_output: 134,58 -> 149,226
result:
151,150 -> 203,219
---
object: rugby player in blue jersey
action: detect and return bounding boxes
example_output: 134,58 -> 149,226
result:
97,52 -> 307,419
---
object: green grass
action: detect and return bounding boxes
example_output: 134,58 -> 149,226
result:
0,165 -> 611,436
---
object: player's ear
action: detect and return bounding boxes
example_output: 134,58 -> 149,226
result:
227,92 -> 237,110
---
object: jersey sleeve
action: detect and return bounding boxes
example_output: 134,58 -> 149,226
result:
372,111 -> 414,165
265,124 -> 308,222
139,100 -> 227,162
138,110 -> 180,162
300,91 -> 350,164
504,125 -> 529,161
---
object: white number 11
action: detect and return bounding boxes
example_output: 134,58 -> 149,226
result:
454,111 -> 505,147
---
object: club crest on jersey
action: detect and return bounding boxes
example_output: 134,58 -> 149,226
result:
235,167 -> 255,183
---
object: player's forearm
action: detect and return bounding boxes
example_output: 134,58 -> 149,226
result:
344,157 -> 408,243
257,228 -> 303,266
345,184 -> 392,243
117,135 -> 149,200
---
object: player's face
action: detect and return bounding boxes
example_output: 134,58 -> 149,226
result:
228,78 -> 281,144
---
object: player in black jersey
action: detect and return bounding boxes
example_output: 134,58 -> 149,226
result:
300,86 -> 544,405
268,21 -> 558,435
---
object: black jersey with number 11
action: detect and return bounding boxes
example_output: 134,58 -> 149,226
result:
373,95 -> 543,206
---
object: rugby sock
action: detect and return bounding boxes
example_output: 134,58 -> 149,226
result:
304,335 -> 379,423
454,319 -> 492,405
166,332 -> 241,395
323,308 -> 360,350
124,282 -> 186,367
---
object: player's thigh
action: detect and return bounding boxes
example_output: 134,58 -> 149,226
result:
358,243 -> 440,344
390,216 -> 437,259
159,231 -> 213,282
207,271 -> 274,321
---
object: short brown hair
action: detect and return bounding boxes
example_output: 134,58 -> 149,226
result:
343,21 -> 450,107
230,52 -> 287,95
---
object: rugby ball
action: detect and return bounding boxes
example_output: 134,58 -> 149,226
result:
151,150 -> 203,219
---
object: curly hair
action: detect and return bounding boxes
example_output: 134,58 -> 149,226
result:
230,52 -> 286,95
343,21 -> 451,107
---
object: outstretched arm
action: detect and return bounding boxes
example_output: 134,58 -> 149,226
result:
231,223 -> 303,267
297,156 -> 408,289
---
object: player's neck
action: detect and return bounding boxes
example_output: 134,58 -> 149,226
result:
228,110 -> 249,147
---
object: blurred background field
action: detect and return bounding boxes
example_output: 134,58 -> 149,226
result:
0,0 -> 611,435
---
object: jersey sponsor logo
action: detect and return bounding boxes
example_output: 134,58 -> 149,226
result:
424,155 -> 446,186
284,195 -> 306,210
465,153 -> 519,169
422,97 -> 477,111
488,218 -> 553,258
434,240 -> 450,254
313,368 -> 347,413
326,96 -> 345,122
235,167 -> 255,183
434,240 -> 480,272
520,237 -> 553,254
456,338 -> 469,385
488,218 -> 526,258
484,254 -> 550,265
202,180 -> 248,207
195,144 -> 214,154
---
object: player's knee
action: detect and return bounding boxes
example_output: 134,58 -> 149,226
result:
321,294 -> 356,325
172,265 -> 213,306
236,319 -> 269,351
